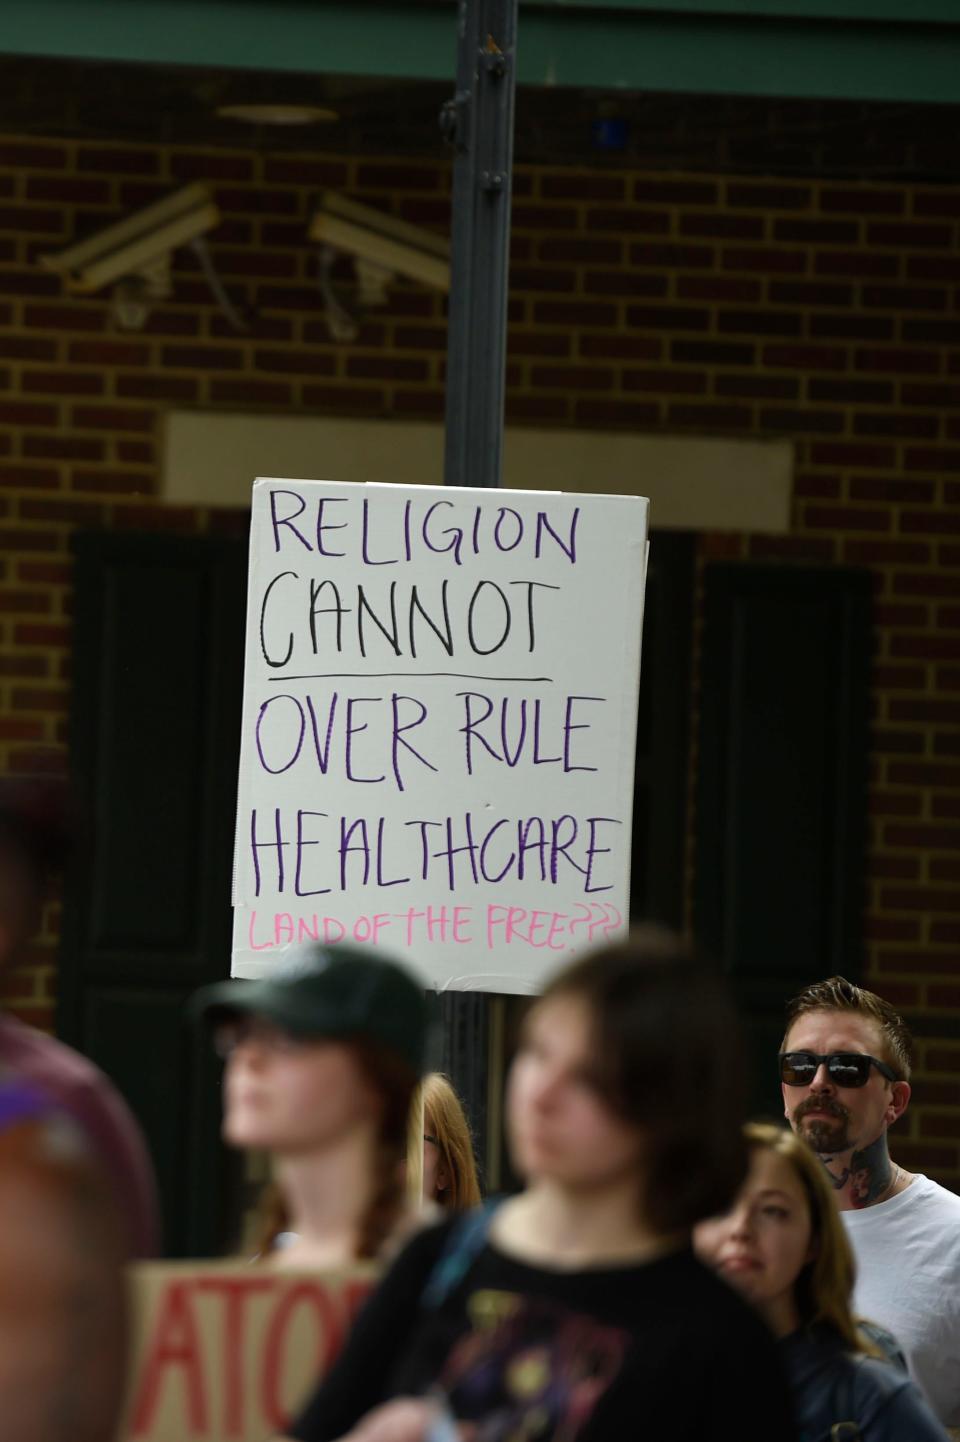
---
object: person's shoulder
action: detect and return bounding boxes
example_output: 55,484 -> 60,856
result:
0,1014 -> 104,1094
912,1174 -> 960,1215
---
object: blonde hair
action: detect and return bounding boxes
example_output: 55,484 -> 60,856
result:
409,1073 -> 481,1211
744,1123 -> 880,1355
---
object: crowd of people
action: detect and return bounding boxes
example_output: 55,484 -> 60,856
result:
1,781 -> 958,1442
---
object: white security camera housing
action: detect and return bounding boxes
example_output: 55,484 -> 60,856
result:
40,182 -> 220,294
309,192 -> 449,292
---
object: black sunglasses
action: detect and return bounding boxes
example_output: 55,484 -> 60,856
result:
779,1050 -> 898,1088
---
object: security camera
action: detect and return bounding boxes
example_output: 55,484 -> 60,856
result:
39,182 -> 220,295
309,192 -> 449,292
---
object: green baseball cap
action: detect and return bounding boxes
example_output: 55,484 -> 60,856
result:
191,942 -> 430,1076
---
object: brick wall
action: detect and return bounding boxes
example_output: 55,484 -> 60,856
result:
0,136 -> 957,1184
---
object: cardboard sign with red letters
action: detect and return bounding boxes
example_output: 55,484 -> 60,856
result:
121,1262 -> 376,1442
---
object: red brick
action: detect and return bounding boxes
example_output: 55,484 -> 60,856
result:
814,252 -> 899,278
529,365 -> 613,392
904,447 -> 960,472
853,347 -> 934,374
263,158 -> 349,186
253,349 -> 338,376
764,344 -> 846,371
871,790 -> 923,817
727,182 -> 811,210
505,395 -> 570,424
931,858 -> 960,882
587,208 -> 670,235
19,498 -> 105,525
0,400 -> 59,427
868,221 -> 952,246
511,204 -> 580,234
67,339 -> 152,367
208,378 -> 292,406
22,436 -> 103,462
509,268 -> 577,295
538,238 -> 622,264
111,505 -> 200,534
927,1047 -> 960,1071
681,213 -> 764,240
624,369 -> 707,395
71,405 -> 153,432
21,370 -> 104,396
573,399 -> 659,428
0,337 -> 58,361
628,305 -> 710,332
855,413 -> 938,439
159,344 -> 242,370
850,478 -> 936,503
638,179 -> 717,204
507,332 -> 571,358
902,509 -> 960,536
533,301 -> 618,327
811,314 -> 894,341
635,242 -> 714,268
677,276 -> 761,302
760,407 -> 843,434
863,917 -> 921,942
666,402 -> 752,429
0,272 -> 59,298
346,356 -> 428,382
0,142 -> 67,168
775,218 -> 859,244
578,335 -> 661,361
17,561 -> 71,586
0,719 -> 44,741
905,319 -> 960,344
864,285 -> 947,310
843,540 -> 930,566
0,206 -> 65,235
541,173 -> 625,201
0,458 -> 63,490
6,746 -> 67,775
913,190 -> 960,217
77,147 -> 159,174
723,247 -> 806,274
0,589 -> 50,614
70,469 -> 149,497
0,529 -> 59,554
809,378 -> 892,403
770,281 -> 853,306
301,385 -> 385,413
888,698 -> 960,724
173,152 -> 253,182
716,374 -> 799,400
116,441 -> 154,465
794,473 -> 841,499
22,303 -> 106,333
10,687 -> 67,713
673,340 -> 754,365
584,271 -> 667,299
115,376 -> 198,403
801,504 -> 887,533
821,188 -> 904,215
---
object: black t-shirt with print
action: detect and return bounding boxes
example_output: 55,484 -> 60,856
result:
289,1216 -> 797,1442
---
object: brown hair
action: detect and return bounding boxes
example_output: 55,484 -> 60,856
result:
742,1123 -> 881,1356
415,1073 -> 482,1211
255,1036 -> 419,1262
537,927 -> 748,1235
783,975 -> 913,1081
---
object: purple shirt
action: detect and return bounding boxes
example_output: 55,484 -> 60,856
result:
0,1012 -> 159,1257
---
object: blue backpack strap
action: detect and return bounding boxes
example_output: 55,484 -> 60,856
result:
421,1198 -> 502,1310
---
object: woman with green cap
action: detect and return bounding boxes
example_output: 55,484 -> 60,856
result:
193,942 -> 430,1269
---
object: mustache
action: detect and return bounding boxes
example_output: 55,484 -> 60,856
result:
794,1095 -> 850,1125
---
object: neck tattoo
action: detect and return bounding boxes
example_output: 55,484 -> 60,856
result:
820,1134 -> 899,1209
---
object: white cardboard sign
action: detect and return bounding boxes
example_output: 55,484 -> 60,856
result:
232,480 -> 648,993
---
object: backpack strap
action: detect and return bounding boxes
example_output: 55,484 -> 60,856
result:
421,1198 -> 503,1310
830,1354 -> 865,1442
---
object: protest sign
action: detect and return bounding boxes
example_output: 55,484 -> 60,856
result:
122,1262 -> 375,1442
232,480 -> 649,991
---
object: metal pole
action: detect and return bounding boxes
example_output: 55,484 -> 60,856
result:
442,0 -> 518,489
438,0 -> 518,1180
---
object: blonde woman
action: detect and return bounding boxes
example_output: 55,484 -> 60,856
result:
408,1073 -> 481,1212
695,1122 -> 947,1442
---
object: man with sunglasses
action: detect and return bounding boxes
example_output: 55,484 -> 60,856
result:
781,975 -> 960,1430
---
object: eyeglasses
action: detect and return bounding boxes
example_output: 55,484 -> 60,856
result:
779,1051 -> 898,1088
212,1016 -> 310,1059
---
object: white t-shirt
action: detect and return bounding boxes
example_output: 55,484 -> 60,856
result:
843,1173 -> 960,1427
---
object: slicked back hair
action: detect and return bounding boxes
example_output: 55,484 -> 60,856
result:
783,975 -> 913,1082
